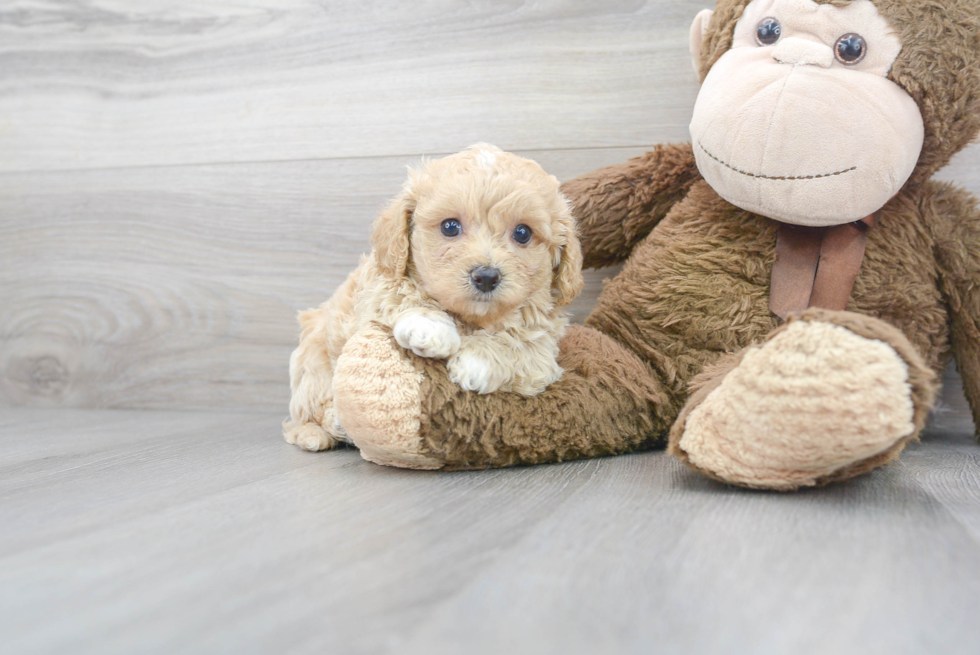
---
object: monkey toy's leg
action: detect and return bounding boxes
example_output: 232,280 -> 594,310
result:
671,183 -> 980,490
331,322 -> 674,470
927,182 -> 980,440
668,309 -> 938,490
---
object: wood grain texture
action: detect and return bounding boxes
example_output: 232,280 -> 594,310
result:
0,0 -> 704,172
0,403 -> 977,655
0,148 -> 634,410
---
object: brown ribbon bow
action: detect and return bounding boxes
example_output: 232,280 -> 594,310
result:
769,212 -> 879,320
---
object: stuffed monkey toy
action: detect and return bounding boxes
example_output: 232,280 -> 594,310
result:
326,0 -> 980,490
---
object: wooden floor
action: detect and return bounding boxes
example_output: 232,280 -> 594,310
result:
2,372 -> 978,655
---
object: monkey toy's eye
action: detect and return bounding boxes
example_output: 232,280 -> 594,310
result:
512,224 -> 532,245
835,33 -> 867,65
440,219 -> 462,237
756,17 -> 781,46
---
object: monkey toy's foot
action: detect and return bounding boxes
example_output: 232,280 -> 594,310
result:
332,323 -> 444,470
669,309 -> 938,491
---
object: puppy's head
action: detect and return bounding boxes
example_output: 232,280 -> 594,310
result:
372,144 -> 583,326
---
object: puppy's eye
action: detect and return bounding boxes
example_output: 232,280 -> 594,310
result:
835,33 -> 867,65
756,17 -> 781,46
512,224 -> 532,245
440,219 -> 462,237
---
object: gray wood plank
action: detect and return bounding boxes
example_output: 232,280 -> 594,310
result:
399,452 -> 980,655
0,406 -> 978,655
0,0 -> 705,172
0,147 -> 635,410
913,365 -> 980,542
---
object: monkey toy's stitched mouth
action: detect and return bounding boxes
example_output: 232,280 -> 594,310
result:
698,142 -> 857,181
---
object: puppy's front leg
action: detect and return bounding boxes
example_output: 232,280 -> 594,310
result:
392,310 -> 461,359
448,351 -> 507,395
449,332 -> 563,396
448,334 -> 517,395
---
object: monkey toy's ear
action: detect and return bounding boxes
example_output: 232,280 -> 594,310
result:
689,9 -> 714,77
372,180 -> 416,280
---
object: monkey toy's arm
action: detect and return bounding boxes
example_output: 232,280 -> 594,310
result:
929,181 -> 980,438
561,143 -> 701,269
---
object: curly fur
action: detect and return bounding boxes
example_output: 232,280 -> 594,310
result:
284,145 -> 583,451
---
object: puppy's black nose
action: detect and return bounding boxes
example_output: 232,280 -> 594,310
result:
470,266 -> 501,293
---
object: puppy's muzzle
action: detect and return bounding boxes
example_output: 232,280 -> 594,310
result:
470,266 -> 501,294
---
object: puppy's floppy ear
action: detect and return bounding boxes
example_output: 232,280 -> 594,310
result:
552,200 -> 584,306
372,183 -> 416,279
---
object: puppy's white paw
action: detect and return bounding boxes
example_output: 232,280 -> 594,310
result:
448,351 -> 502,394
283,408 -> 349,452
283,421 -> 342,452
393,313 -> 460,359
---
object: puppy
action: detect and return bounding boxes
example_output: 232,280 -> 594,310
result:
283,144 -> 583,452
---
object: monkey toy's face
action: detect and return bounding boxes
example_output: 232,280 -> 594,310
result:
689,0 -> 924,226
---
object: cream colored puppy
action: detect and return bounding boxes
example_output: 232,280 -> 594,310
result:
284,144 -> 584,452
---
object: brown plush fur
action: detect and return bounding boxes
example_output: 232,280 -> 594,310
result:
416,324 -> 670,469
566,143 -> 702,269
926,181 -> 980,433
667,308 -> 939,490
331,0 -> 980,489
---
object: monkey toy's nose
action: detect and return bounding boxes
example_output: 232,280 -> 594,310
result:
772,37 -> 834,68
470,266 -> 501,293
